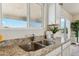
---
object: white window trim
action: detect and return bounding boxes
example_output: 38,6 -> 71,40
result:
0,3 -> 45,30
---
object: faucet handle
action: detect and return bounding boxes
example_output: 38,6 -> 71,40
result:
44,32 -> 47,39
30,34 -> 35,41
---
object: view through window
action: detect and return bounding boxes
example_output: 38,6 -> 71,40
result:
0,3 -> 44,29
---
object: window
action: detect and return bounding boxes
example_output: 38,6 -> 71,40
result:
2,3 -> 28,28
61,18 -> 65,29
0,4 -> 2,27
61,18 -> 71,41
61,18 -> 66,42
1,3 -> 44,29
48,3 -> 56,25
29,4 -> 43,28
66,19 -> 71,39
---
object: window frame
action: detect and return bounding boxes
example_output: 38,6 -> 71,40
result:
29,3 -> 44,29
48,3 -> 56,25
0,3 -> 44,30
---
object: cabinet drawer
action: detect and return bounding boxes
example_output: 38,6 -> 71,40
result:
62,46 -> 70,56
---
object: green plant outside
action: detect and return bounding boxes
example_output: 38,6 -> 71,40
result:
71,20 -> 79,42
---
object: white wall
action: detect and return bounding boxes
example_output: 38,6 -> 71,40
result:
61,7 -> 72,21
0,28 -> 45,40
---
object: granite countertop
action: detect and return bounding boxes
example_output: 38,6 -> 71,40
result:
29,39 -> 61,56
0,37 -> 70,56
0,45 -> 30,56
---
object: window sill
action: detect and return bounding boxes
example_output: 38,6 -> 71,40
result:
0,27 -> 44,30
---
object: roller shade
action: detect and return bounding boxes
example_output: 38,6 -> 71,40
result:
2,3 -> 27,19
30,4 -> 42,20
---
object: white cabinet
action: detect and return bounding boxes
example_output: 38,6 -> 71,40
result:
62,46 -> 70,56
45,46 -> 61,56
66,46 -> 70,56
62,41 -> 71,56
45,41 -> 71,56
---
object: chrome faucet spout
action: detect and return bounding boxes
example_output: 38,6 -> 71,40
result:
30,34 -> 35,41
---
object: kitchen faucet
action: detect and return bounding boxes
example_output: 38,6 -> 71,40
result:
30,34 -> 35,41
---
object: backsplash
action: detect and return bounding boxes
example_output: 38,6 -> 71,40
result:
0,29 -> 45,40
12,36 -> 45,45
0,36 -> 45,47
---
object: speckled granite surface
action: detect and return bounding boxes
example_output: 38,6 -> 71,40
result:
29,39 -> 61,56
0,45 -> 30,56
0,36 -> 63,56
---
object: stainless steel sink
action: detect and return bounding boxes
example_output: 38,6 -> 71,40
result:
19,42 -> 45,52
19,40 -> 54,52
37,40 -> 54,46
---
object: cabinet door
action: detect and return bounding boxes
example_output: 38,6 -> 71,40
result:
66,46 -> 70,56
62,46 -> 70,56
46,47 -> 61,56
62,48 -> 67,56
62,41 -> 71,56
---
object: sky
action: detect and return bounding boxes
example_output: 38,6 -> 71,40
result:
2,18 -> 42,28
0,18 -> 66,28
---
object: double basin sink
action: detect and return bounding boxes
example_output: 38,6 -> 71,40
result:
19,40 -> 54,52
